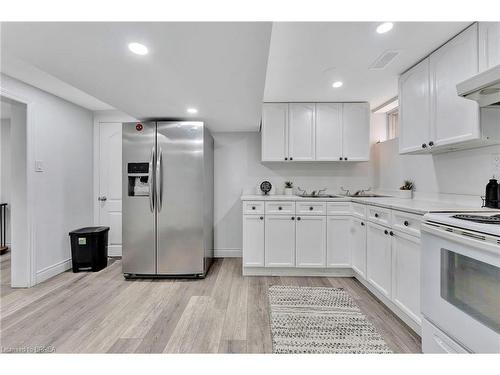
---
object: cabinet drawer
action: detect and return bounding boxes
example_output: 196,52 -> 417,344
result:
297,201 -> 326,215
367,205 -> 391,226
327,202 -> 351,215
265,201 -> 295,215
243,201 -> 264,215
351,202 -> 367,219
391,210 -> 422,237
422,318 -> 468,353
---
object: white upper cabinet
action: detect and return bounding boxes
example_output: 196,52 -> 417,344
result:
479,22 -> 500,71
430,24 -> 479,147
261,103 -> 288,161
342,103 -> 370,161
399,58 -> 431,154
288,103 -> 316,161
315,103 -> 343,161
261,102 -> 369,162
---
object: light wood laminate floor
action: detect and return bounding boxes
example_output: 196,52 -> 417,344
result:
0,256 -> 421,353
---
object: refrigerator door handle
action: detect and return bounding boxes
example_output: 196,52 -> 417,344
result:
149,146 -> 155,213
157,147 -> 163,212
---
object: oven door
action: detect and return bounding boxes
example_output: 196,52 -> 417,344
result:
421,223 -> 500,353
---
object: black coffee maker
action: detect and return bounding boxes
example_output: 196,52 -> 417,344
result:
485,177 -> 499,208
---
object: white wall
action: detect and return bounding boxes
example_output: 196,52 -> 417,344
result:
373,138 -> 498,204
1,74 -> 94,284
1,117 -> 12,245
213,131 -> 375,257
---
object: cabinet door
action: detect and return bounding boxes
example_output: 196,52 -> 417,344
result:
265,215 -> 296,267
327,216 -> 351,267
479,22 -> 500,71
350,217 -> 367,278
366,222 -> 392,298
242,215 -> 265,267
430,24 -> 480,147
392,230 -> 421,324
288,103 -> 315,161
399,58 -> 431,154
342,103 -> 370,161
296,216 -> 326,268
315,103 -> 343,160
261,103 -> 288,161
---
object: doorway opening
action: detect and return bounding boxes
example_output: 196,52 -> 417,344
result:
0,95 -> 31,289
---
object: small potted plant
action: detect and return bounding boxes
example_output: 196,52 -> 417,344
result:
284,181 -> 294,196
400,180 -> 414,199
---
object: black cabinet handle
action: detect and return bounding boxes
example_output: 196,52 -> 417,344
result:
361,222 -> 365,226
297,217 -> 301,221
422,143 -> 427,149
291,216 -> 295,220
404,220 -> 409,226
384,230 -> 389,235
429,141 -> 434,147
309,206 -> 313,210
339,157 -> 343,160
259,216 -> 263,220
278,206 -> 282,210
390,231 -> 394,236
290,157 -> 293,161
345,157 -> 348,161
374,213 -> 379,218
252,206 -> 256,210
285,157 -> 288,161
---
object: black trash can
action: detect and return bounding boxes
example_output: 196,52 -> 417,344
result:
69,226 -> 110,272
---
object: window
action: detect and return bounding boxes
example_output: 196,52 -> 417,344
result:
386,108 -> 399,140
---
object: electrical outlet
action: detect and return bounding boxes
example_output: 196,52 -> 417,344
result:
491,154 -> 500,178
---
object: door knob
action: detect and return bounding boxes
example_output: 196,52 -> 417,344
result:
98,196 -> 107,202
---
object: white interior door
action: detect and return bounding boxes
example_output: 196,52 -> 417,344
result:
98,122 -> 122,256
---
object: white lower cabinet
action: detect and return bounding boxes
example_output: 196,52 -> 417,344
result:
366,222 -> 392,298
391,230 -> 421,323
265,215 -> 296,267
242,215 -> 265,267
350,217 -> 367,278
296,216 -> 326,268
327,216 -> 351,268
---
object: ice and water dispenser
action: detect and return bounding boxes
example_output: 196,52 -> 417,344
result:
127,162 -> 150,196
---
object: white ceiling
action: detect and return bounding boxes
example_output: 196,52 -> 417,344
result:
1,22 -> 273,132
1,22 -> 472,131
264,22 -> 471,108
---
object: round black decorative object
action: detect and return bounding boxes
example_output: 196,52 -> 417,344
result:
260,181 -> 272,195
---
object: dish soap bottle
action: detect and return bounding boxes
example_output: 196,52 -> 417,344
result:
485,177 -> 499,208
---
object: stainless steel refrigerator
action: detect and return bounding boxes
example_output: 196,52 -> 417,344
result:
122,121 -> 213,278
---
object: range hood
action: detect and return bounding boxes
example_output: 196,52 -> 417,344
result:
457,64 -> 500,107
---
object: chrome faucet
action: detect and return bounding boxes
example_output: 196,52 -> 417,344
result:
354,187 -> 372,196
340,186 -> 351,196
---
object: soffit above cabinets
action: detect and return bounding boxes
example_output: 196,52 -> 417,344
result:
264,22 -> 471,109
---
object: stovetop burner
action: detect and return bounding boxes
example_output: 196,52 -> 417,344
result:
452,214 -> 500,224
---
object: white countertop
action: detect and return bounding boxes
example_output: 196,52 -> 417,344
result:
240,194 -> 491,215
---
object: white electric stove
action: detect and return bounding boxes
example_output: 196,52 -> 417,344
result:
421,211 -> 500,353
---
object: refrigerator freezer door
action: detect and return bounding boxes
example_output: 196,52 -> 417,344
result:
156,122 -> 205,275
122,122 -> 157,275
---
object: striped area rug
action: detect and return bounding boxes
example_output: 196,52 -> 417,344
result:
268,285 -> 393,354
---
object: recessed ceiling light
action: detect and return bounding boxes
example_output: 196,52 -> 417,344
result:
332,81 -> 343,88
187,108 -> 198,114
128,42 -> 148,55
376,22 -> 394,34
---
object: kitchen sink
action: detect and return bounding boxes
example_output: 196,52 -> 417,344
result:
349,194 -> 388,198
297,194 -> 344,198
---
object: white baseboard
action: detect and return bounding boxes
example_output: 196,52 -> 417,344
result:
243,267 -> 353,277
36,258 -> 72,284
214,248 -> 241,258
